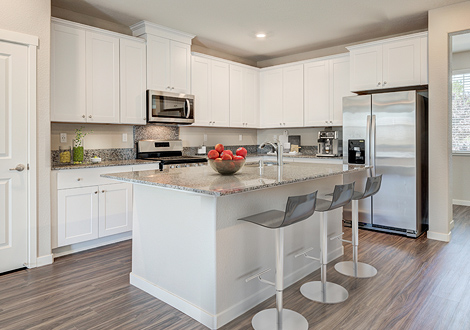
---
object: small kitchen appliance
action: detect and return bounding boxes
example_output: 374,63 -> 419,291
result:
316,131 -> 339,157
137,140 -> 207,170
147,90 -> 194,124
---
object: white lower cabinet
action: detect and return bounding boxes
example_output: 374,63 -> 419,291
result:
53,166 -> 137,248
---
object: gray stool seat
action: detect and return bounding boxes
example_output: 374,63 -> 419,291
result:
239,191 -> 317,330
300,182 -> 355,304
335,175 -> 382,278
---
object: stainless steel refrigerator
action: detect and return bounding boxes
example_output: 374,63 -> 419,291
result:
342,91 -> 428,237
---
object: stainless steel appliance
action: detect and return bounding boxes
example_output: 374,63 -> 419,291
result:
316,131 -> 339,157
137,140 -> 207,170
147,90 -> 194,124
342,91 -> 428,237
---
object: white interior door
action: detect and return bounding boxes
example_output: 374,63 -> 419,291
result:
0,40 -> 29,273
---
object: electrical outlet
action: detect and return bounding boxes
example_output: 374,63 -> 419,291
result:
60,133 -> 67,143
122,133 -> 127,142
239,134 -> 243,141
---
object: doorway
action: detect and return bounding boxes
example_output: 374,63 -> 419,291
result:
0,30 -> 37,273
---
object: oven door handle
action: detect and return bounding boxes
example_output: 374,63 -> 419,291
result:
185,99 -> 191,119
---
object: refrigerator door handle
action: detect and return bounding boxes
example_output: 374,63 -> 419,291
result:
366,114 -> 371,168
370,115 -> 376,176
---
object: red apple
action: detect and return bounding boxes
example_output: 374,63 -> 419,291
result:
207,149 -> 219,159
233,155 -> 244,160
236,147 -> 247,158
214,157 -> 223,162
221,153 -> 232,160
215,144 -> 224,153
222,149 -> 233,157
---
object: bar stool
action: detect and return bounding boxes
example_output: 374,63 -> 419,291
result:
239,191 -> 318,330
298,183 -> 355,304
334,175 -> 383,278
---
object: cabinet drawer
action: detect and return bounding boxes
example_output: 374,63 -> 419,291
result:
57,166 -> 133,189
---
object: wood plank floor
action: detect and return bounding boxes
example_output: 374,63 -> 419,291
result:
1,206 -> 470,329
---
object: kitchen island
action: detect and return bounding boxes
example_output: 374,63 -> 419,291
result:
102,162 -> 368,329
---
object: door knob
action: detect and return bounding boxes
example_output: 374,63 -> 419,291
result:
9,164 -> 25,172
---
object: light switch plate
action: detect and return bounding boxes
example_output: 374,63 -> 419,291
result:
122,133 -> 127,142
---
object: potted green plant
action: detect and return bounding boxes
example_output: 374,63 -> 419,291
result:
73,127 -> 92,163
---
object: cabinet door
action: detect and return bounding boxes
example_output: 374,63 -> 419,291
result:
57,186 -> 99,247
191,56 -> 211,125
170,41 -> 191,94
282,64 -> 304,127
120,38 -> 146,125
210,60 -> 230,127
146,35 -> 170,91
99,183 -> 132,237
420,35 -> 428,85
260,68 -> 283,128
243,68 -> 259,128
304,60 -> 329,126
350,45 -> 382,92
51,23 -> 86,122
382,38 -> 421,88
330,56 -> 354,126
86,31 -> 120,123
229,65 -> 244,127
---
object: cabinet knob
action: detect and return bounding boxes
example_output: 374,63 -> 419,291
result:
102,190 -> 105,193
77,178 -> 82,181
143,118 -> 146,121
171,87 -> 174,90
89,115 -> 92,119
94,191 -> 98,194
167,86 -> 171,89
82,115 -> 86,119
383,81 -> 387,85
325,121 -> 328,123
377,82 -> 381,86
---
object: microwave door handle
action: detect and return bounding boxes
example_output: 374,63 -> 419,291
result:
185,99 -> 191,119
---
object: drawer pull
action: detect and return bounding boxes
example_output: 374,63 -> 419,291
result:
102,190 -> 106,193
94,191 -> 98,194
77,178 -> 82,181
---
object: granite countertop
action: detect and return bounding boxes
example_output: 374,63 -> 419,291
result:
246,153 -> 343,159
51,159 -> 159,170
101,162 -> 369,196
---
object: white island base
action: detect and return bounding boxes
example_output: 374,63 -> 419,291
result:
129,175 -> 344,329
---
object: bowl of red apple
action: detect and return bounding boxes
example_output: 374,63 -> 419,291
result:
207,144 -> 247,175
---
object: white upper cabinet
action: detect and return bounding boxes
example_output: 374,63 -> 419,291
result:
304,55 -> 353,127
51,22 -> 87,122
348,32 -> 428,92
191,56 -> 212,125
260,68 -> 283,128
51,19 -> 147,124
131,21 -> 194,95
120,38 -> 147,125
304,60 -> 329,126
191,55 -> 230,127
210,60 -> 230,127
230,65 -> 259,128
260,64 -> 303,128
86,31 -> 120,124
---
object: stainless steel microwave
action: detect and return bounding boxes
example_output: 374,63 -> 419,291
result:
147,90 -> 194,124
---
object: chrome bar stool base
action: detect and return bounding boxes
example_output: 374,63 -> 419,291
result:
334,261 -> 377,278
300,281 -> 348,304
252,308 -> 308,330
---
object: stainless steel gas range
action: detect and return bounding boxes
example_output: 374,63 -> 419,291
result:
136,140 -> 207,170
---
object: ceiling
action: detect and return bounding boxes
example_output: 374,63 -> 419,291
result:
51,0 -> 467,62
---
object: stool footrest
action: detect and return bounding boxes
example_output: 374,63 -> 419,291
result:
294,247 -> 320,261
329,232 -> 345,241
340,239 -> 353,244
245,268 -> 275,286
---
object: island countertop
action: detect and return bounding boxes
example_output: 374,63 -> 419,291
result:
102,162 -> 370,196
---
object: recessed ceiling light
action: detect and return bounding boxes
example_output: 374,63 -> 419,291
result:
256,33 -> 266,38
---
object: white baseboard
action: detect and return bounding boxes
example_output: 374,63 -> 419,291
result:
449,220 -> 455,231
131,245 -> 344,330
36,254 -> 53,267
427,230 -> 452,242
453,199 -> 470,206
52,232 -> 132,258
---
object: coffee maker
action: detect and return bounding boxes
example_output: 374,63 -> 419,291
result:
316,131 -> 339,157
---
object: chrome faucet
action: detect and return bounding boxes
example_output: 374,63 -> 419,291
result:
259,141 -> 284,166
